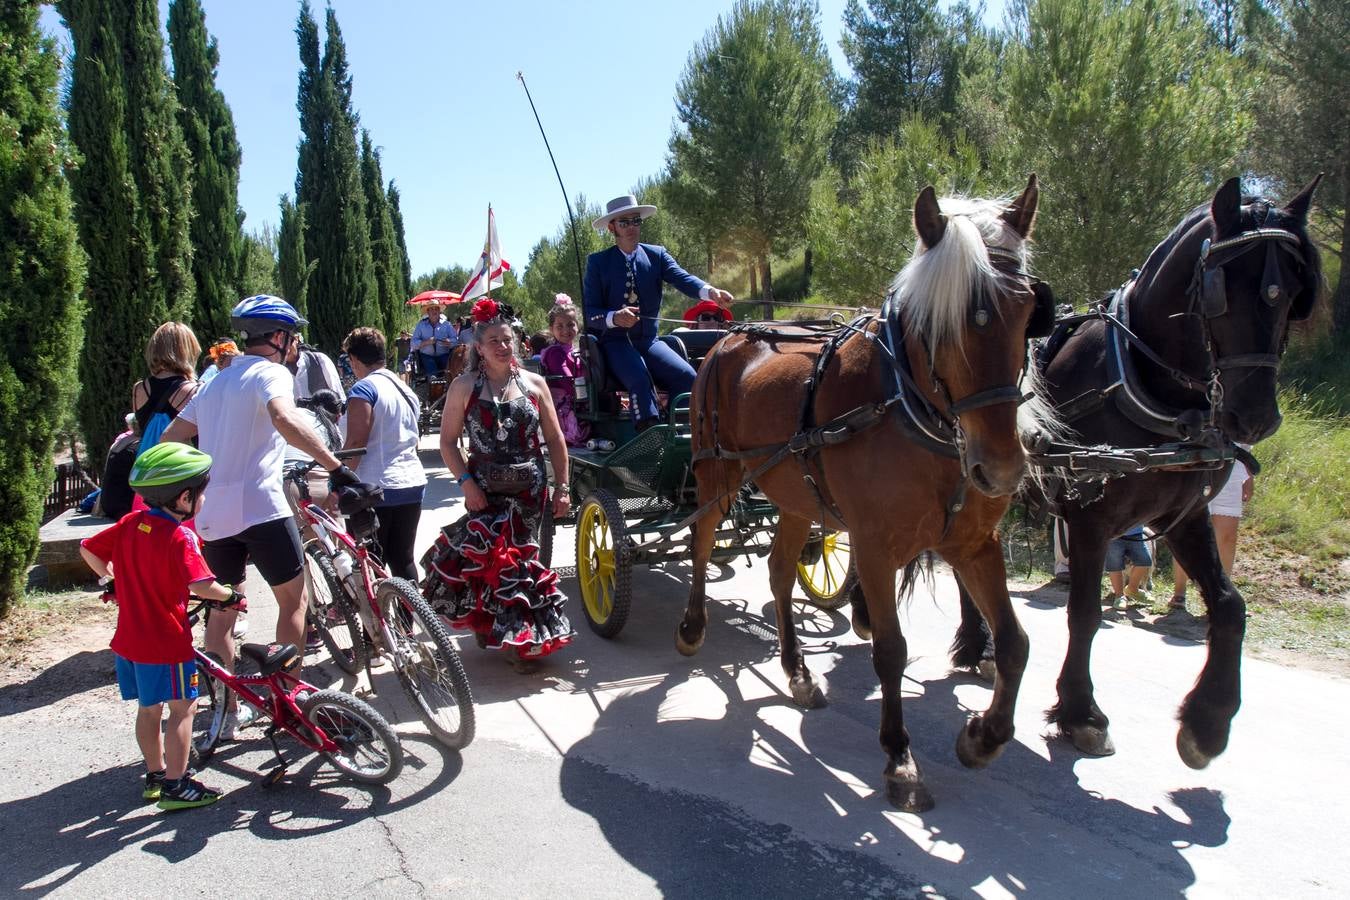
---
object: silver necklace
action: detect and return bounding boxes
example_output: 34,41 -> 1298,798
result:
487,375 -> 514,442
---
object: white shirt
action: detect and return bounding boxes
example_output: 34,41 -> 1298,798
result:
345,369 -> 426,492
178,354 -> 295,540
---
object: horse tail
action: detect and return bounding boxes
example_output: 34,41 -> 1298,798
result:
897,551 -> 936,605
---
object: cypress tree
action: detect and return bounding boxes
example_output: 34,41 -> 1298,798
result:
0,2 -> 88,613
277,194 -> 312,316
360,130 -> 402,350
293,1 -> 374,352
168,0 -> 244,339
61,0 -> 195,467
387,181 -> 412,301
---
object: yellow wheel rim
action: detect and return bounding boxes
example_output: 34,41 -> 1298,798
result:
578,501 -> 616,624
797,532 -> 851,601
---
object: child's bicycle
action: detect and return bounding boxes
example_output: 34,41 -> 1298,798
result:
190,596 -> 403,786
286,454 -> 476,751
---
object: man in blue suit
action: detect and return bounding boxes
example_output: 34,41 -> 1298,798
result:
584,194 -> 734,429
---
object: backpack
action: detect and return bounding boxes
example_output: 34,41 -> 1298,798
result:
96,430 -> 140,519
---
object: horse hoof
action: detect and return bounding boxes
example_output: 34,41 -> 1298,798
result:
975,659 -> 997,683
851,613 -> 872,641
1064,723 -> 1116,757
1176,725 -> 1213,770
789,676 -> 826,709
884,774 -> 935,813
955,717 -> 1007,770
674,623 -> 704,657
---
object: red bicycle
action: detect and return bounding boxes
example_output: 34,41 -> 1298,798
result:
286,455 -> 475,751
191,597 -> 403,786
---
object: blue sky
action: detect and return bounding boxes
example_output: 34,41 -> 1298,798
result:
40,0 -> 1003,283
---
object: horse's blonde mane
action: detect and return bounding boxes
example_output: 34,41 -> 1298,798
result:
890,196 -> 1029,350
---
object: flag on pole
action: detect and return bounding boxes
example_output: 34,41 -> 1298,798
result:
461,206 -> 512,301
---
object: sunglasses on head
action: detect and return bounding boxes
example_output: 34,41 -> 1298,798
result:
613,217 -> 643,228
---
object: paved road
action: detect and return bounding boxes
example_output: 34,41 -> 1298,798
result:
2,437 -> 1347,898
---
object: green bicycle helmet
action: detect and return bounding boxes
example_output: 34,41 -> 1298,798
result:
129,442 -> 212,509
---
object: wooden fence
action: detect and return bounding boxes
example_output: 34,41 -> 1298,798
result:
43,462 -> 97,523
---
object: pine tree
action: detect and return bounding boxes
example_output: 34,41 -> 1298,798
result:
61,0 -> 195,467
0,2 -> 88,613
360,130 -> 402,351
387,182 -> 413,300
293,1 -> 374,352
168,0 -> 244,339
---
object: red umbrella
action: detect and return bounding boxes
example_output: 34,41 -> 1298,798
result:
407,289 -> 463,306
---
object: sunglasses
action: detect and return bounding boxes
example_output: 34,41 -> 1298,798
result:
696,313 -> 723,322
613,217 -> 644,228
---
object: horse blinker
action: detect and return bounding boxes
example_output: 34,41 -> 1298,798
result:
1028,282 -> 1056,338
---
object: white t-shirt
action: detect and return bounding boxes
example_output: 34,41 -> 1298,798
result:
344,369 -> 426,493
178,354 -> 295,540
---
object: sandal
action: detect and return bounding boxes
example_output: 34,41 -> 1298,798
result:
1168,593 -> 1187,611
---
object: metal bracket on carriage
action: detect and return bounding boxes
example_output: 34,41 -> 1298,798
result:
1030,440 -> 1238,475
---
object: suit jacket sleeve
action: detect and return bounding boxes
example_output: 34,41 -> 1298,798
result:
583,251 -> 610,334
655,246 -> 707,300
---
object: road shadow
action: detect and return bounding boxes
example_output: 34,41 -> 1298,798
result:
558,634 -> 1229,898
0,648 -> 115,719
0,733 -> 460,895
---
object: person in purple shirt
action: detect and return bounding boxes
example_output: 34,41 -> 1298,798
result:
583,194 -> 733,430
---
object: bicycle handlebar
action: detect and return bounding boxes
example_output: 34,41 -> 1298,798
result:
284,447 -> 366,480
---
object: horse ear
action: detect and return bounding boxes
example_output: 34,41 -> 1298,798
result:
1282,173 -> 1323,222
1211,177 -> 1243,238
914,186 -> 946,249
1002,173 -> 1039,239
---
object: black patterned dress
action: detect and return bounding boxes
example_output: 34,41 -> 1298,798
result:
421,372 -> 574,659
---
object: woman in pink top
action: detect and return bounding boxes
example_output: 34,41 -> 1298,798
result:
538,295 -> 590,447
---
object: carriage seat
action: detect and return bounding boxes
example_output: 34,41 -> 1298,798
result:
667,327 -> 727,369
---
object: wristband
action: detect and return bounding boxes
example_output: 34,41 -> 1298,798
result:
455,472 -> 473,486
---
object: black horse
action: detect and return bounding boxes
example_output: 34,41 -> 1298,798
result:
949,176 -> 1323,768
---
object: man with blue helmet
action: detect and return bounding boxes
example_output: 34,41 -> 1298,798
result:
163,295 -> 360,732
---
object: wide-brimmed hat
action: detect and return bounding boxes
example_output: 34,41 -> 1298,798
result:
593,194 -> 657,231
682,299 -> 733,323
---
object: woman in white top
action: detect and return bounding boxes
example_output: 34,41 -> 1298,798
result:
340,327 -> 427,581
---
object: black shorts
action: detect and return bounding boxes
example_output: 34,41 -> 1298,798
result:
202,516 -> 304,587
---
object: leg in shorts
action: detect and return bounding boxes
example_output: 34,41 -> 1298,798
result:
202,516 -> 304,587
1104,536 -> 1153,572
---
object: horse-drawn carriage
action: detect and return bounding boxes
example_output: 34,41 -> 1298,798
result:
536,325 -> 857,639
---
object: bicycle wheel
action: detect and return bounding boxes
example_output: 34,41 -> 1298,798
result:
378,577 -> 476,750
304,542 -> 366,675
192,653 -> 229,763
302,689 -> 403,784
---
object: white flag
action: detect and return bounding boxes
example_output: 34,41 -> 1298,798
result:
461,206 -> 512,301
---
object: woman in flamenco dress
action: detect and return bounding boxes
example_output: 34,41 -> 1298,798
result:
422,299 -> 575,671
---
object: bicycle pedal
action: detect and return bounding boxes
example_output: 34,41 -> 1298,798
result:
260,767 -> 287,789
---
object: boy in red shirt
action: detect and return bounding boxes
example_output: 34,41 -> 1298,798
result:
80,442 -> 242,811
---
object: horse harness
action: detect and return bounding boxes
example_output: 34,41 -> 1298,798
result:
683,254 -> 1055,539
1026,218 -> 1306,533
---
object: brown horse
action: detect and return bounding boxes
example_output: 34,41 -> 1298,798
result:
675,177 -> 1056,811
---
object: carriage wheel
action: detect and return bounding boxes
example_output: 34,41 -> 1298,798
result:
576,490 -> 632,638
796,531 -> 858,611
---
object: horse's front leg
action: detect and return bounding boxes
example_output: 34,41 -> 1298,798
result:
949,538 -> 1029,769
767,515 -> 824,708
950,575 -> 996,679
1048,522 -> 1115,755
857,551 -> 933,811
1166,513 -> 1245,768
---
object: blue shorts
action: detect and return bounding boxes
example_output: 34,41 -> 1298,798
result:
115,655 -> 200,706
1104,535 -> 1153,573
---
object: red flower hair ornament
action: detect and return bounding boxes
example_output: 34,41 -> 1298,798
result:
471,298 -> 516,324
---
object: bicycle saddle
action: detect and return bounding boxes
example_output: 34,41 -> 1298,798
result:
240,642 -> 301,675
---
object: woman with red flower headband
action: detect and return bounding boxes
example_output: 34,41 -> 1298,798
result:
420,298 -> 575,670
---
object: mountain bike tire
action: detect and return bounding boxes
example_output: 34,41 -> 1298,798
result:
377,577 -> 476,751
303,542 -> 366,675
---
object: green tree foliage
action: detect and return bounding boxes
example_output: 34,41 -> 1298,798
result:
0,2 -> 87,613
1256,0 -> 1349,334
239,228 -> 279,301
669,0 -> 839,310
168,0 -> 243,339
60,0 -> 195,467
387,181 -> 412,300
1003,0 -> 1255,303
522,196 -> 606,329
807,116 -> 989,303
276,195 -> 311,315
359,130 -> 402,351
293,1 -> 374,353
